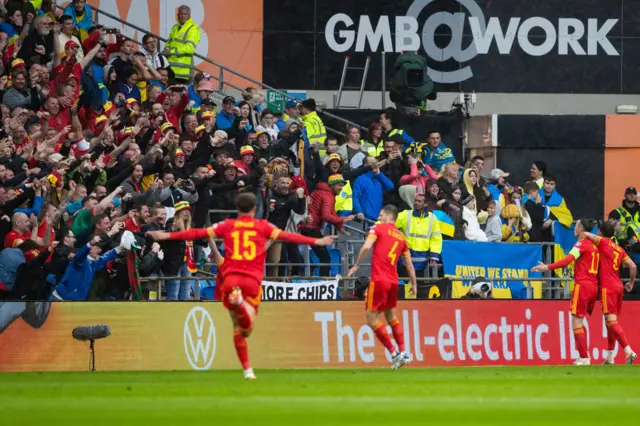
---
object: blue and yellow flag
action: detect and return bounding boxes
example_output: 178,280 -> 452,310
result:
432,210 -> 455,238
553,222 -> 577,291
542,190 -> 574,228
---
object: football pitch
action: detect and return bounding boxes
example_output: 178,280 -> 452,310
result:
1,367 -> 638,425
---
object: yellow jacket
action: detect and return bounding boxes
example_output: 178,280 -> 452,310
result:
167,18 -> 201,81
396,209 -> 443,270
335,181 -> 353,214
301,111 -> 326,146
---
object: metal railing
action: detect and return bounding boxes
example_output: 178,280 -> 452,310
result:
80,4 -> 368,136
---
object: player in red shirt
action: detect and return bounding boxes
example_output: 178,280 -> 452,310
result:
348,205 -> 418,370
582,221 -> 637,364
149,193 -> 335,379
532,219 -> 599,365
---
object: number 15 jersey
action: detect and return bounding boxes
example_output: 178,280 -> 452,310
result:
208,217 -> 276,284
208,216 -> 316,284
368,223 -> 410,285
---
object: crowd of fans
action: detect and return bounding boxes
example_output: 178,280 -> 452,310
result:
1,1 -> 636,302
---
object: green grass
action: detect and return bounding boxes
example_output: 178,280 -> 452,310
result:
1,367 -> 638,425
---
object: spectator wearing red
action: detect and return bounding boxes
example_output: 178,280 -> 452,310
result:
156,85 -> 189,130
5,212 -> 37,248
301,174 -> 354,276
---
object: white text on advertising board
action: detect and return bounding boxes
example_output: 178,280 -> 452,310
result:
324,0 -> 619,83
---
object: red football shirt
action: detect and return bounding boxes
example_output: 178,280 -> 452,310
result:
4,230 -> 28,249
207,216 -> 280,284
123,218 -> 141,233
367,223 -> 409,285
594,236 -> 627,290
37,220 -> 56,246
569,238 -> 599,287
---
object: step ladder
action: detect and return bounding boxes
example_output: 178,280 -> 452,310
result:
335,56 -> 371,109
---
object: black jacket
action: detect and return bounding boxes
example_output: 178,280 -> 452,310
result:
377,152 -> 411,209
267,192 -> 305,231
525,199 -> 547,242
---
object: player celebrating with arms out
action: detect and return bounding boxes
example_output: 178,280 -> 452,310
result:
582,221 -> 637,364
348,205 -> 418,370
532,219 -> 599,365
149,193 -> 336,380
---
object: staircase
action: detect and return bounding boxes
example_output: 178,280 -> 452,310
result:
83,4 -> 367,136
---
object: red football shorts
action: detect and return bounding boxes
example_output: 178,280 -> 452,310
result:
570,282 -> 598,318
600,285 -> 624,316
365,281 -> 398,312
221,273 -> 263,312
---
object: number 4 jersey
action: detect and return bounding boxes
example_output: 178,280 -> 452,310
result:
368,223 -> 410,285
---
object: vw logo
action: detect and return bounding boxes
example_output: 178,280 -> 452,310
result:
184,306 -> 216,370
407,0 -> 486,84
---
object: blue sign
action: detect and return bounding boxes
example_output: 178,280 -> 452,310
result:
442,241 -> 543,299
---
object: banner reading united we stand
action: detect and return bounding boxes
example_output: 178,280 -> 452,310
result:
0,301 -> 637,372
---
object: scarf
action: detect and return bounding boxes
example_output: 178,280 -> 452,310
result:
185,241 -> 197,273
126,251 -> 143,301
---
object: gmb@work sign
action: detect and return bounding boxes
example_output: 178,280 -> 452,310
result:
1,301 -> 638,371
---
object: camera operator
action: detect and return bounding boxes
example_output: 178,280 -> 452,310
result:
461,277 -> 493,299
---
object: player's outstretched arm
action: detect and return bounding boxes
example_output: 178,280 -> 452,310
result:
348,238 -> 374,277
582,232 -> 599,244
623,257 -> 637,292
274,230 -> 337,246
531,254 -> 576,273
148,227 -> 213,242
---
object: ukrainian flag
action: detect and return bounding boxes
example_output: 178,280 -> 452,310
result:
553,223 -> 577,291
542,190 -> 574,228
432,210 -> 455,238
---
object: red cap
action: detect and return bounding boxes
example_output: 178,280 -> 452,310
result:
65,40 -> 80,50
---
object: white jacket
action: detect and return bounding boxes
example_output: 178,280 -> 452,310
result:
463,206 -> 488,242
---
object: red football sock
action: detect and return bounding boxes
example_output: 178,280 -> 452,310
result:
389,319 -> 405,352
235,302 -> 253,331
606,322 -> 617,352
233,331 -> 251,370
373,322 -> 396,353
573,326 -> 589,358
607,321 -> 630,350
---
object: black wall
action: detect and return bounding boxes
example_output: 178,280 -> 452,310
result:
264,0 -> 637,94
497,115 -> 605,219
321,109 -> 465,162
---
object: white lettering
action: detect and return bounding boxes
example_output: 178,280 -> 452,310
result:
513,323 -> 525,359
336,311 -> 355,362
402,310 -> 412,356
470,17 -> 519,54
438,323 -> 455,361
499,317 -> 513,360
355,16 -> 394,53
587,19 -> 619,55
315,312 -> 334,362
535,324 -> 550,360
413,309 -> 424,361
325,13 -> 355,53
517,17 -> 557,56
357,326 -> 374,363
395,16 -> 420,52
455,310 -> 467,361
559,311 -> 566,359
484,324 -> 499,361
422,12 -> 466,61
558,19 -> 586,55
466,324 -> 483,361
